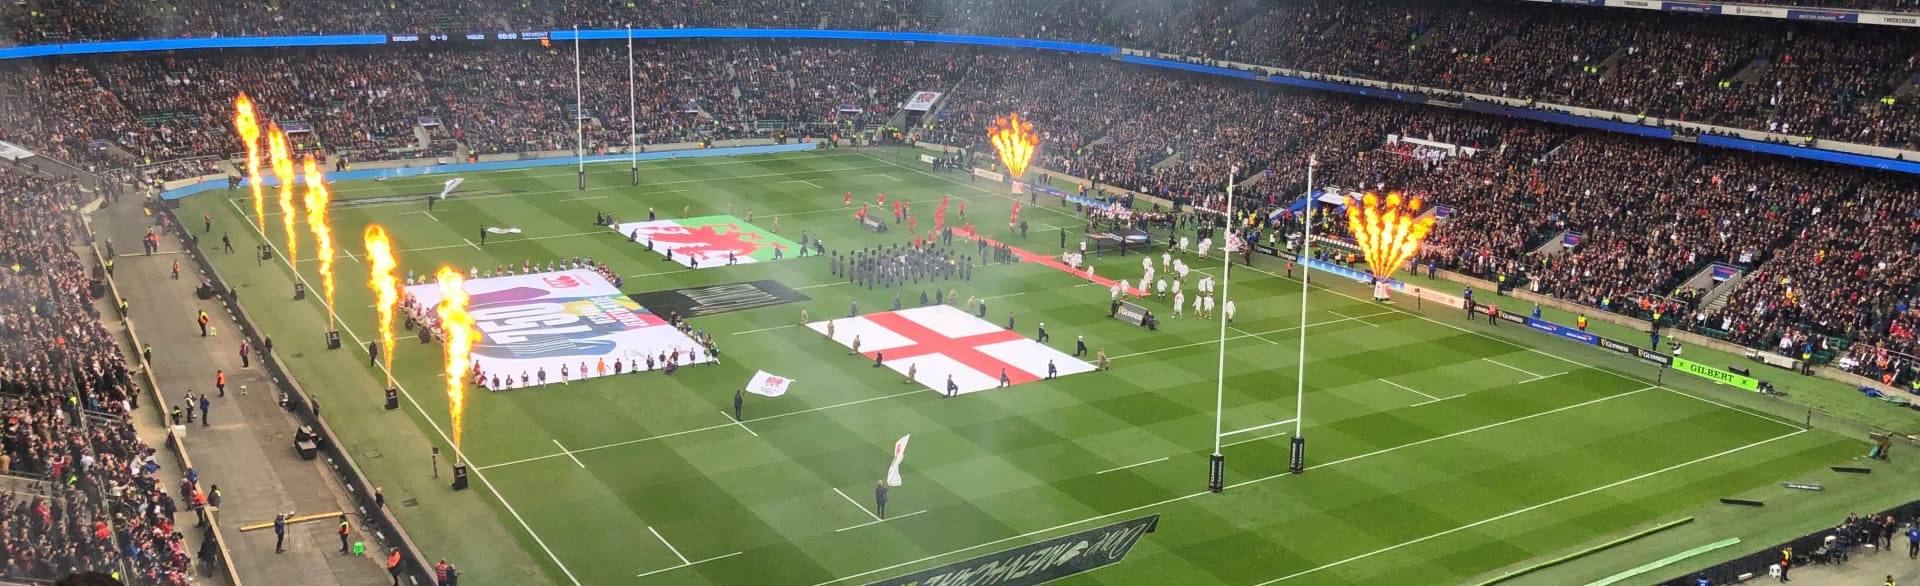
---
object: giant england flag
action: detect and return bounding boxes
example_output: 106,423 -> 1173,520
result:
807,305 -> 1094,395
406,269 -> 711,388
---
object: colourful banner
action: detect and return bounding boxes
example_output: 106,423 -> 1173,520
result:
611,215 -> 800,269
405,269 -> 710,387
1671,357 -> 1759,390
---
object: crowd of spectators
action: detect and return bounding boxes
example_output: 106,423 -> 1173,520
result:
2,30 -> 1920,383
0,167 -> 191,584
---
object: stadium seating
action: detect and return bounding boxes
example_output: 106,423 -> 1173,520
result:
0,167 -> 189,583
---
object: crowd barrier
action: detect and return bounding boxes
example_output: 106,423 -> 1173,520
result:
159,142 -> 819,200
1,29 -> 1916,177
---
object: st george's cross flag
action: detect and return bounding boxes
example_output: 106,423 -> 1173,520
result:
745,370 -> 793,397
886,434 -> 911,487
805,305 -> 1094,395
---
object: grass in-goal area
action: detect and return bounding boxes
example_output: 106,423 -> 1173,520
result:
178,146 -> 1875,586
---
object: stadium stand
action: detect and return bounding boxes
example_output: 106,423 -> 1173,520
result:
0,168 -> 190,584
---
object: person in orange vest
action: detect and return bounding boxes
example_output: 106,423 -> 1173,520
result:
1577,314 -> 1588,332
337,515 -> 352,554
197,311 -> 210,336
1488,303 -> 1499,326
215,370 -> 226,397
387,549 -> 403,586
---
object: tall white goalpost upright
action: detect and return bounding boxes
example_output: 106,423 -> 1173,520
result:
1290,155 -> 1317,475
628,26 -> 638,185
574,26 -> 586,191
1208,166 -> 1237,493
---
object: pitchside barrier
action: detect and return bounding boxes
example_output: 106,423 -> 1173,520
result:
158,206 -> 439,586
159,142 -> 819,200
1655,499 -> 1920,586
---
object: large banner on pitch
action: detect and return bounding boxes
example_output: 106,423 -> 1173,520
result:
865,515 -> 1158,586
612,215 -> 800,269
406,270 -> 710,386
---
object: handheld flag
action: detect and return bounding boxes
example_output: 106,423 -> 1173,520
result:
439,178 -> 466,199
885,434 -> 911,487
746,370 -> 793,397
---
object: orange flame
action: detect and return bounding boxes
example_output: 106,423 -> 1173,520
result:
988,114 -> 1038,179
435,267 -> 476,450
1344,191 -> 1436,278
232,94 -> 265,231
266,125 -> 298,265
364,225 -> 399,386
301,155 -> 336,323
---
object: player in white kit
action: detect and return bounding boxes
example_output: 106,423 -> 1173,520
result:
1202,295 -> 1216,319
1161,251 -> 1171,270
1173,291 -> 1186,318
1156,278 -> 1167,299
1224,299 -> 1237,324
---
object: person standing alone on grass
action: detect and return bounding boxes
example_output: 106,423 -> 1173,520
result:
874,481 -> 888,519
733,389 -> 744,421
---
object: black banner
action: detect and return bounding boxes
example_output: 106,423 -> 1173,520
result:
866,515 -> 1159,586
1597,336 -> 1634,355
1633,346 -> 1674,367
862,214 -> 890,233
1114,300 -> 1150,326
630,280 -> 809,318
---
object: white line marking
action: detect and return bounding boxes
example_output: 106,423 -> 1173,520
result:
1111,310 -> 1396,359
1219,418 -> 1301,437
796,282 -> 849,290
863,173 -> 905,182
1229,386 -> 1655,489
1222,427 -> 1300,448
340,248 -> 359,263
1095,457 -> 1171,475
722,411 -> 759,437
1482,358 -> 1543,379
981,292 -> 1026,301
461,238 -> 481,251
625,269 -> 687,278
809,384 -> 1658,586
648,526 -> 691,566
1411,394 -> 1466,407
1251,428 -> 1809,584
1380,379 -> 1440,402
634,551 -> 744,578
1229,326 -> 1279,345
223,197 -> 585,586
782,179 -> 825,189
649,189 -> 691,195
833,487 -> 882,522
1657,386 -> 1806,431
479,388 -> 924,470
836,510 -> 928,532
399,210 -> 442,222
731,324 -> 798,335
1325,309 -> 1378,326
551,439 -> 585,468
1520,370 -> 1569,384
559,196 -> 607,202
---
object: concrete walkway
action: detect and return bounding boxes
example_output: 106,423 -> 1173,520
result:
93,196 -> 388,586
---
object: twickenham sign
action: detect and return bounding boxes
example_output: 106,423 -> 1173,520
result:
866,515 -> 1159,586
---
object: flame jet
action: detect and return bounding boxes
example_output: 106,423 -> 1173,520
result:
363,225 -> 400,386
435,267 -> 476,450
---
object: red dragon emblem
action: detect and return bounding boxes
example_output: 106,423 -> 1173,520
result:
640,222 -> 790,262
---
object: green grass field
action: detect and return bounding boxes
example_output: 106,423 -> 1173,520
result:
177,147 -> 1886,585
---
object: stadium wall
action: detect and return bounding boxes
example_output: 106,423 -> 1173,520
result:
5,30 -> 1920,177
160,142 -> 820,200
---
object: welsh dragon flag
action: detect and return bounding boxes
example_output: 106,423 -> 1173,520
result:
611,215 -> 801,269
